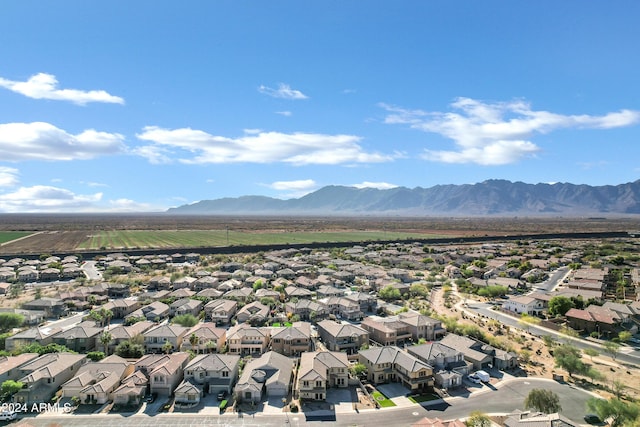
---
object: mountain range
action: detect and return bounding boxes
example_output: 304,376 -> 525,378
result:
167,180 -> 640,216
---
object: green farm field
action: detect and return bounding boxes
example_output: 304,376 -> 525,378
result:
76,229 -> 449,250
0,231 -> 33,245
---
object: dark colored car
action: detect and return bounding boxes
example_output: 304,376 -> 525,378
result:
217,390 -> 228,401
144,394 -> 156,403
584,414 -> 601,424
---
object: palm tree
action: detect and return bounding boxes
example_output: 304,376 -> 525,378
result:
189,333 -> 199,353
100,331 -> 113,355
162,340 -> 173,354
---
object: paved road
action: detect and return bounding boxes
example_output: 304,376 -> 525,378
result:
11,378 -> 595,427
81,260 -> 103,281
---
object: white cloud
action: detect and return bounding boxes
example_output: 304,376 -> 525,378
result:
0,167 -> 19,187
0,122 -> 126,161
108,198 -> 159,212
381,98 -> 640,166
276,111 -> 292,117
136,127 -> 394,165
0,72 -> 124,105
0,185 -> 103,212
352,181 -> 398,190
265,179 -> 318,198
258,83 -> 308,100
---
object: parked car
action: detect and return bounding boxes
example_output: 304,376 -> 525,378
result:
217,390 -> 228,401
0,411 -> 17,421
144,394 -> 156,404
467,374 -> 482,384
583,414 -> 601,424
475,370 -> 490,382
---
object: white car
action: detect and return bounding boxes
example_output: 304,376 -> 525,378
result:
0,410 -> 17,421
467,374 -> 482,384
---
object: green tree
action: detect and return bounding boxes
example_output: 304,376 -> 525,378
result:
554,344 -> 586,377
162,340 -> 173,354
584,348 -> 599,363
602,341 -> 620,361
519,314 -> 541,332
587,397 -> 640,427
1,380 -> 23,400
465,411 -> 491,427
618,331 -> 632,343
379,285 -> 401,301
349,362 -> 367,377
524,389 -> 562,414
189,333 -> 199,352
115,340 -> 144,358
409,283 -> 430,297
548,296 -> 574,317
172,314 -> 198,327
86,351 -> 105,361
99,331 -> 112,355
0,312 -> 24,332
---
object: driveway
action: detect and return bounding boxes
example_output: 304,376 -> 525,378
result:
375,383 -> 415,408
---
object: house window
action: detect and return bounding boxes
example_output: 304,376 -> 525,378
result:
222,371 -> 229,377
199,372 -> 204,379
188,394 -> 196,401
419,371 -> 426,377
303,381 -> 309,387
315,381 -> 322,387
245,392 -> 251,399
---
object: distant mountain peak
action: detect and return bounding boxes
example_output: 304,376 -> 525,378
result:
167,180 -> 640,216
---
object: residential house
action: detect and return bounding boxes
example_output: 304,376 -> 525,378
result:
344,292 -> 377,313
103,299 -> 142,319
321,296 -> 363,320
173,276 -> 197,290
5,326 -> 61,351
503,295 -> 545,316
0,308 -> 44,326
358,346 -> 433,393
440,334 -> 518,370
223,287 -> 253,302
148,276 -> 172,290
143,324 -> 189,354
135,352 -> 190,396
297,351 -> 349,401
226,324 -> 271,357
22,297 -> 66,318
175,353 -> 241,404
362,316 -> 413,347
565,308 -> 618,336
61,355 -> 134,404
107,321 -> 155,354
270,322 -> 312,357
14,353 -> 87,405
407,342 -> 470,389
236,301 -> 270,325
316,320 -> 369,355
504,411 -> 580,427
181,323 -> 226,354
397,312 -> 446,341
204,299 -> 237,325
284,286 -> 313,299
0,354 -> 39,383
193,276 -> 219,292
412,417 -> 466,427
316,285 -> 344,298
284,299 -> 328,322
127,301 -> 170,323
112,370 -> 148,406
169,298 -> 203,317
235,351 -> 294,404
51,323 -> 103,353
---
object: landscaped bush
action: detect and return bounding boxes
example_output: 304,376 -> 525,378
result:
219,399 -> 228,410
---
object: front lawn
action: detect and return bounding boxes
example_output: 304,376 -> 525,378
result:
371,390 -> 396,408
408,393 -> 440,403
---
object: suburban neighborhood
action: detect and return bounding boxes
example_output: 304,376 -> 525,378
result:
0,236 -> 639,426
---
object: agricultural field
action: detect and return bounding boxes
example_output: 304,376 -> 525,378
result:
75,229 -> 448,250
0,231 -> 33,245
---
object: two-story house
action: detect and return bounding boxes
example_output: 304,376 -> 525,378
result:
316,320 -> 369,355
204,299 -> 237,325
236,301 -> 270,325
270,322 -> 312,357
143,324 -> 189,354
61,355 -> 134,404
174,353 -> 241,405
358,346 -> 433,393
51,323 -> 103,353
284,299 -> 328,322
297,351 -> 349,401
135,352 -> 190,396
169,298 -> 203,317
226,324 -> 271,357
407,342 -> 470,389
234,351 -> 294,404
102,299 -> 142,319
14,353 -> 87,405
181,322 -> 226,354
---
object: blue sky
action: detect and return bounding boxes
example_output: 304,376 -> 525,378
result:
1,1 -> 639,213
